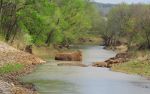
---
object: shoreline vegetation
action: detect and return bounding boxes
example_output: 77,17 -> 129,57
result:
112,60 -> 150,78
111,49 -> 150,79
0,63 -> 39,94
0,0 -> 150,94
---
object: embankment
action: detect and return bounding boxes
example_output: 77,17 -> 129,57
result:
112,50 -> 150,78
0,42 -> 45,94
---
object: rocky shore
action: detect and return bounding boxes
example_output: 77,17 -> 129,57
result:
0,42 -> 45,94
92,52 -> 129,68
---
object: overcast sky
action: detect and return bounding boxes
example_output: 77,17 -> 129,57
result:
93,0 -> 150,4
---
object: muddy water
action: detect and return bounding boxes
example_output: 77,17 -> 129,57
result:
21,46 -> 150,94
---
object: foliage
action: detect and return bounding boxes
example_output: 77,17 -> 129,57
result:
102,4 -> 150,49
1,1 -> 149,50
0,0 -> 99,46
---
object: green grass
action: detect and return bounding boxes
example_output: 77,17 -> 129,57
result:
112,60 -> 150,77
0,63 -> 24,74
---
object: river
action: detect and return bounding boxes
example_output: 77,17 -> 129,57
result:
20,46 -> 150,94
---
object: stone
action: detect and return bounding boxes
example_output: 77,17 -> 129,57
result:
55,51 -> 82,61
92,62 -> 108,67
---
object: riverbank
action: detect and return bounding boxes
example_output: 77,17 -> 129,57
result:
111,50 -> 150,79
112,60 -> 150,78
0,42 -> 45,94
0,64 -> 38,94
103,45 -> 150,79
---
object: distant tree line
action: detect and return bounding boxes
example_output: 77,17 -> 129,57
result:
100,4 -> 150,49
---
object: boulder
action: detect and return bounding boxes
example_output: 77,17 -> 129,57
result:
55,51 -> 82,61
106,58 -> 125,64
105,53 -> 129,68
11,86 -> 37,94
25,45 -> 32,54
92,62 -> 108,67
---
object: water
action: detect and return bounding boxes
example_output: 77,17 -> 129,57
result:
21,46 -> 150,94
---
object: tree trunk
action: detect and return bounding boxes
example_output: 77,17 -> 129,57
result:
145,31 -> 150,49
45,18 -> 60,46
45,29 -> 55,46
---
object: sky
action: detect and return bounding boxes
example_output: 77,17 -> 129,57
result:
93,0 -> 150,4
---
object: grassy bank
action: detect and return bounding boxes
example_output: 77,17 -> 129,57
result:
0,63 -> 38,94
112,60 -> 150,77
112,50 -> 150,77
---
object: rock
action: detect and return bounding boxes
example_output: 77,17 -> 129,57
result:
0,80 -> 12,94
25,45 -> 32,54
39,60 -> 46,63
92,62 -> 108,67
92,53 -> 128,68
104,52 -> 129,68
11,86 -> 38,94
88,39 -> 93,42
55,51 -> 82,61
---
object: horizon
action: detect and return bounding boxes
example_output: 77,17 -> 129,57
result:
92,0 -> 150,4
